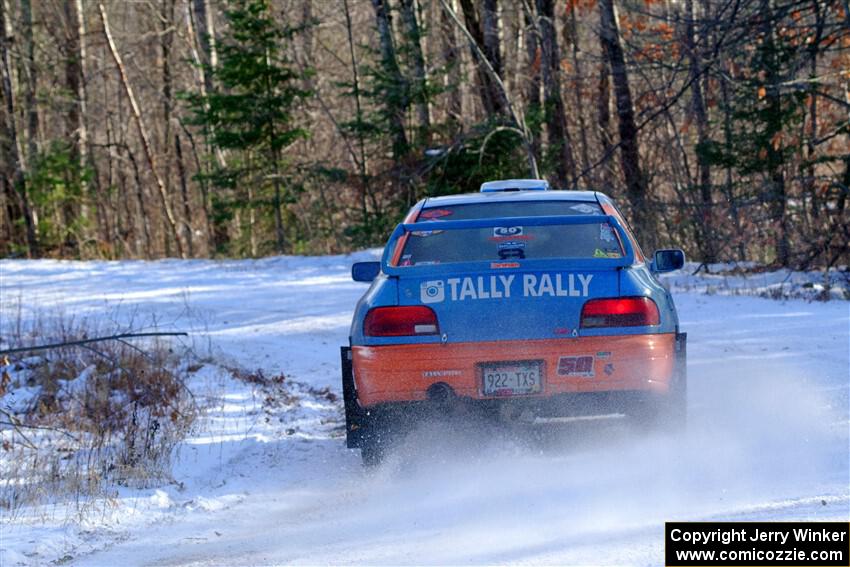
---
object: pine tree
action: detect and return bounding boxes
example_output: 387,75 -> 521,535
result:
184,0 -> 310,254
701,1 -> 807,266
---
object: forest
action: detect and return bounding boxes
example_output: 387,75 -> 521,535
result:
0,0 -> 847,267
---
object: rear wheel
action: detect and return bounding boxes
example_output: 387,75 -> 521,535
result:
663,369 -> 687,429
358,410 -> 395,467
632,366 -> 687,431
360,437 -> 385,467
665,337 -> 688,430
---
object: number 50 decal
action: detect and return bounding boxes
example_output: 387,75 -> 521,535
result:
557,355 -> 595,377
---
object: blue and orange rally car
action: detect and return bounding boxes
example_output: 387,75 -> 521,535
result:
341,179 -> 686,464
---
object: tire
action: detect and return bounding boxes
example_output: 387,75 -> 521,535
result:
358,411 -> 392,467
663,368 -> 687,430
632,366 -> 687,432
360,438 -> 385,467
664,336 -> 688,430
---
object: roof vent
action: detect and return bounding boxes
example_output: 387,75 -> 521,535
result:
479,179 -> 550,192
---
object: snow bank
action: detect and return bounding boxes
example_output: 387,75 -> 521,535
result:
661,262 -> 849,301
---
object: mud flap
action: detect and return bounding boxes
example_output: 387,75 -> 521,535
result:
675,332 -> 687,386
341,346 -> 365,448
672,332 -> 688,425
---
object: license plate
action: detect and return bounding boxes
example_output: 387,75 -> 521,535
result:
480,361 -> 543,397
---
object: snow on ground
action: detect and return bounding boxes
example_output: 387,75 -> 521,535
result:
0,256 -> 847,566
664,262 -> 849,301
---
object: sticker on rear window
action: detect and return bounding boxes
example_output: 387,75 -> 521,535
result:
600,224 -> 616,242
570,204 -> 600,214
420,209 -> 453,219
497,240 -> 526,251
557,355 -> 595,377
594,248 -> 621,258
493,226 -> 523,237
489,234 -> 534,242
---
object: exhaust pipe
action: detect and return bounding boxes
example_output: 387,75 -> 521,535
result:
426,382 -> 455,404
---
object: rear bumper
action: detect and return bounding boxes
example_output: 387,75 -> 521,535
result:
360,389 -> 660,422
351,334 -> 679,408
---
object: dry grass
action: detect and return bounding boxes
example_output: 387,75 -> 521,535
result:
0,310 -> 198,519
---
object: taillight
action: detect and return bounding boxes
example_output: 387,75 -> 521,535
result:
580,297 -> 660,328
364,306 -> 440,337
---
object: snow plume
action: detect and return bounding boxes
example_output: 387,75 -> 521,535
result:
346,361 -> 847,564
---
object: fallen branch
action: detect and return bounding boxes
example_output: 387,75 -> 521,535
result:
0,332 -> 188,356
0,412 -> 80,444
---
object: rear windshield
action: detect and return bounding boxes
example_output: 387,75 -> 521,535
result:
399,201 -> 623,266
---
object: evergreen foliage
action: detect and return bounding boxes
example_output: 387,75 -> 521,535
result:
183,0 -> 310,255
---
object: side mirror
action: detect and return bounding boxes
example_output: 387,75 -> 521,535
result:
652,249 -> 685,273
351,261 -> 381,282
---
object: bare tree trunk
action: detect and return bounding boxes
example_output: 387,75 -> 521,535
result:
503,4 -> 522,103
342,0 -> 367,180
104,67 -> 123,255
565,5 -> 590,178
65,0 -> 91,255
342,0 -> 375,225
300,0 -> 315,93
125,145 -> 153,259
719,58 -> 745,260
596,58 -> 614,191
184,0 -> 216,255
480,0 -> 502,78
804,0 -> 825,224
0,169 -> 16,250
160,0 -> 192,256
160,0 -> 174,256
759,0 -> 788,266
189,0 -> 225,177
271,150 -> 286,253
100,3 -> 185,258
685,0 -> 716,262
191,0 -> 215,93
20,0 -> 37,169
370,0 -> 409,161
440,0 -> 538,177
440,0 -> 463,130
247,173 -> 257,257
458,0 -> 504,115
0,0 -> 37,256
399,0 -> 431,143
71,1 -> 90,184
598,0 -> 654,250
536,0 -> 576,189
174,134 -> 193,257
523,2 -> 541,160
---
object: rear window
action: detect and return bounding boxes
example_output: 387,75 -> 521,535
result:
399,201 -> 623,266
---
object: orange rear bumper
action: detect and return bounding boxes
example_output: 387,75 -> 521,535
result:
352,334 -> 676,407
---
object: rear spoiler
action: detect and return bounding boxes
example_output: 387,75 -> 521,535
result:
380,214 -> 636,276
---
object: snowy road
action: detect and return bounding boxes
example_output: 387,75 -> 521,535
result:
1,256 -> 847,566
